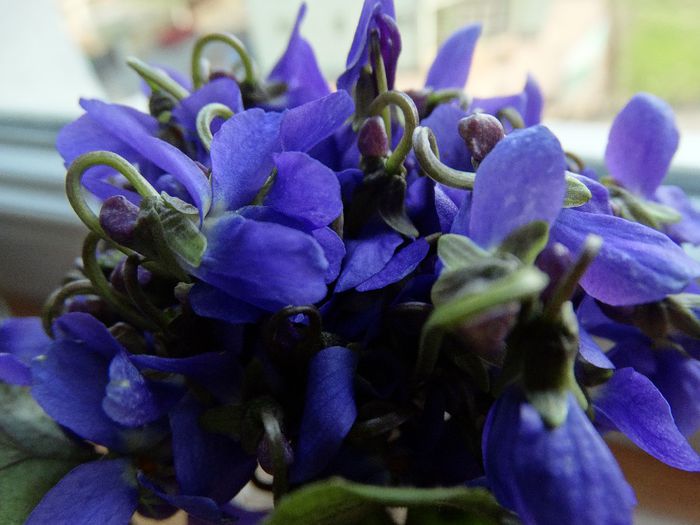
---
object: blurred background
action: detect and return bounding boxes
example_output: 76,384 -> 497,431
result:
0,2 -> 698,521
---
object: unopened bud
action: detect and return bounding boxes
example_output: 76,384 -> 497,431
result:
99,195 -> 140,246
458,113 -> 505,162
358,116 -> 390,158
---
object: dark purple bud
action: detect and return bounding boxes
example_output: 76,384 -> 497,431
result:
358,116 -> 390,158
405,89 -> 430,118
458,113 -> 506,162
109,258 -> 152,294
257,433 -> 294,475
99,195 -> 139,246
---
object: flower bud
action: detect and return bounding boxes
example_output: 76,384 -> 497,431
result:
405,88 -> 430,118
358,116 -> 389,158
99,195 -> 140,246
109,259 -> 152,294
458,113 -> 505,162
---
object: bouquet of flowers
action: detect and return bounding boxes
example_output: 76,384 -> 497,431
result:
1,1 -> 699,524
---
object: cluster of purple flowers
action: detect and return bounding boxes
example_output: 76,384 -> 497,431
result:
2,1 -> 700,523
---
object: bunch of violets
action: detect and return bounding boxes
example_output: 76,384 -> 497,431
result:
1,1 -> 700,524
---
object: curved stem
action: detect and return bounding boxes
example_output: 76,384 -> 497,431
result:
265,305 -> 322,352
427,88 -> 471,110
66,151 -> 158,247
196,103 -> 234,151
565,150 -> 585,173
497,106 -> 525,129
82,233 -> 158,332
41,279 -> 95,336
412,126 -> 475,189
123,255 -> 172,330
543,234 -> 603,322
260,411 -> 289,505
191,32 -> 256,89
126,57 -> 189,101
368,91 -> 419,175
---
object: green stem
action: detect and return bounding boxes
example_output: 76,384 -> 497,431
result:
126,57 -> 189,101
427,88 -> 470,110
497,106 -> 525,129
191,32 -> 256,89
123,255 -> 172,330
543,234 -> 603,322
370,32 -> 391,145
368,91 -> 419,175
82,233 -> 158,332
66,151 -> 158,249
412,126 -> 475,189
41,279 -> 95,336
196,103 -> 234,150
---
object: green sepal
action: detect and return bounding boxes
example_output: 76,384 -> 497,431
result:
563,173 -> 592,208
603,179 -> 681,229
417,266 -> 548,378
264,478 -> 510,525
496,221 -> 549,265
430,258 -> 519,309
378,172 -> 419,238
436,234 -> 490,270
0,385 -> 96,525
133,196 -> 207,279
516,302 -> 587,427
665,296 -> 700,339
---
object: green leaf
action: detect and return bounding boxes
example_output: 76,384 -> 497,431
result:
563,173 -> 592,208
264,478 -> 509,525
496,221 -> 549,265
0,385 -> 94,524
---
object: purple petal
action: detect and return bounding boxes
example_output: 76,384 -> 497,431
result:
654,184 -> 700,244
552,209 -> 700,305
434,184 -> 460,232
172,77 -> 243,133
291,346 -> 357,482
605,93 -> 679,198
337,0 -> 396,92
484,389 -> 635,525
595,367 -> 700,471
267,3 -> 330,108
647,349 -> 700,437
189,283 -> 264,324
195,213 -> 328,310
0,317 -> 50,385
279,91 -> 354,153
471,75 -> 543,128
451,191 -> 472,236
210,108 -> 283,212
31,314 -> 122,449
26,459 -> 137,525
469,125 -> 566,248
80,99 -> 212,216
265,152 -> 342,228
375,13 -> 401,89
102,350 -> 176,428
356,238 -> 429,291
425,24 -> 481,90
131,350 -> 242,402
420,104 -> 471,171
335,227 -> 404,292
312,227 -> 346,283
170,396 -> 256,502
578,326 -> 614,369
